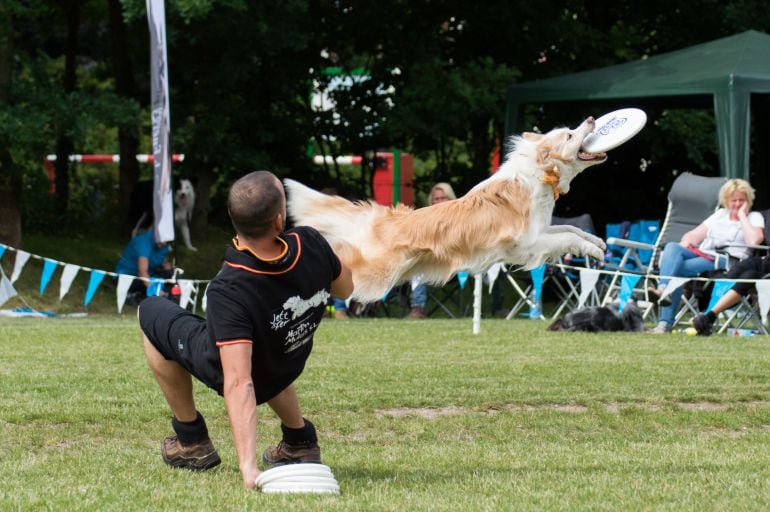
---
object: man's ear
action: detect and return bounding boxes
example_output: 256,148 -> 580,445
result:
274,213 -> 284,232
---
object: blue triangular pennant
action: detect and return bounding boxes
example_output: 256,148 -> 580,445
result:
707,280 -> 736,312
618,274 -> 642,311
530,264 -> 546,302
39,259 -> 58,295
84,270 -> 106,306
457,271 -> 469,290
147,278 -> 165,297
0,244 -> 6,261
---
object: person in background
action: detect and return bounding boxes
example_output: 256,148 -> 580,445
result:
648,179 -> 764,334
115,229 -> 173,306
408,182 -> 457,319
692,254 -> 770,335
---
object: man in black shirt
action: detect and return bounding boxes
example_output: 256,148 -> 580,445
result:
139,171 -> 353,489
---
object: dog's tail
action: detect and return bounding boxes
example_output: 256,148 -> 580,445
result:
285,179 -> 402,302
284,179 -> 382,241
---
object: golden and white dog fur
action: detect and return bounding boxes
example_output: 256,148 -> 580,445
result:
286,117 -> 608,302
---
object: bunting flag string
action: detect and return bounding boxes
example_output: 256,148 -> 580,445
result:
0,242 -> 211,313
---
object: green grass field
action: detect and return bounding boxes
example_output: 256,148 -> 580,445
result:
2,316 -> 770,511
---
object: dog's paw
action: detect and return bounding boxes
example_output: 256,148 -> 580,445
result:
585,233 -> 606,251
579,242 -> 605,262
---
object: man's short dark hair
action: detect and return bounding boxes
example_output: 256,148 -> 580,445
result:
227,171 -> 284,238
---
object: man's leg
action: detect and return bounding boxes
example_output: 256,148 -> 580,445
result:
143,335 -> 197,420
139,305 -> 221,471
262,384 -> 321,466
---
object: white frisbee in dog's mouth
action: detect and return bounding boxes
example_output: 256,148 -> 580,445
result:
581,108 -> 647,153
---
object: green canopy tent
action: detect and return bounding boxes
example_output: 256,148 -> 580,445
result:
505,30 -> 770,184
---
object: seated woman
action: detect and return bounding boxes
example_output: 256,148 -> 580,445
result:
649,178 -> 765,334
692,254 -> 770,335
408,182 -> 457,319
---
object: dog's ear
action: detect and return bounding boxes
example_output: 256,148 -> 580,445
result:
536,143 -> 552,164
522,132 -> 542,142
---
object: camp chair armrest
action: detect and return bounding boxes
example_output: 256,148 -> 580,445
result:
714,243 -> 770,252
605,237 -> 656,251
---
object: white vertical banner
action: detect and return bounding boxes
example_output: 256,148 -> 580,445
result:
10,250 -> 31,284
59,264 -> 80,299
147,0 -> 175,244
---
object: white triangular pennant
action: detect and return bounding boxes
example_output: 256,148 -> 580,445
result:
577,269 -> 601,309
486,263 -> 503,294
756,281 -> 770,326
117,274 -> 134,313
660,277 -> 689,301
59,264 -> 80,300
202,282 -> 210,312
10,250 -> 31,284
178,279 -> 195,310
0,270 -> 18,307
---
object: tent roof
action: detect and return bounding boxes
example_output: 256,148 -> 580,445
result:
506,30 -> 770,105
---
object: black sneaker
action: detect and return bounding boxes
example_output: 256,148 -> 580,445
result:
646,286 -> 672,307
161,435 -> 221,471
262,440 -> 322,466
692,313 -> 714,336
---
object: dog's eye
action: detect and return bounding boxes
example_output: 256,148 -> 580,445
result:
567,133 -> 573,140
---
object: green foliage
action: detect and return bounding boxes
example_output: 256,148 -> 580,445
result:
4,0 -> 770,235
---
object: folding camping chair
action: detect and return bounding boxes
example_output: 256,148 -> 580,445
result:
696,208 -> 770,334
504,213 -> 603,320
547,214 -> 606,318
601,172 -> 727,323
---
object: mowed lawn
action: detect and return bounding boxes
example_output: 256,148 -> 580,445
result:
2,316 -> 770,511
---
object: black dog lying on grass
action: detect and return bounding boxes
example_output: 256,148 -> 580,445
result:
548,301 -> 644,332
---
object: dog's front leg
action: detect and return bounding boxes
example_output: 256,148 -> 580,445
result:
545,225 -> 606,252
533,231 -> 605,263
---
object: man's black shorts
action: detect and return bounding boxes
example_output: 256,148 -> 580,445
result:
139,296 -> 224,395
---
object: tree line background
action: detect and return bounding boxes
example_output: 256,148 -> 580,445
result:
1,0 -> 770,250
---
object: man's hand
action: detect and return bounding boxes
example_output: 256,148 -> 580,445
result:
243,466 -> 260,489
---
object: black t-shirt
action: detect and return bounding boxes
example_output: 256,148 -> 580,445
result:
204,226 -> 341,403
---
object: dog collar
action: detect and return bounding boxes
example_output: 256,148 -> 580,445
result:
539,165 -> 561,200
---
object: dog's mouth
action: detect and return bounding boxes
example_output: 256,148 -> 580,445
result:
578,149 -> 607,162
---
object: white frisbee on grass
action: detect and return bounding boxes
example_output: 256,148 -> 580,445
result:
256,463 -> 340,494
581,108 -> 647,153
